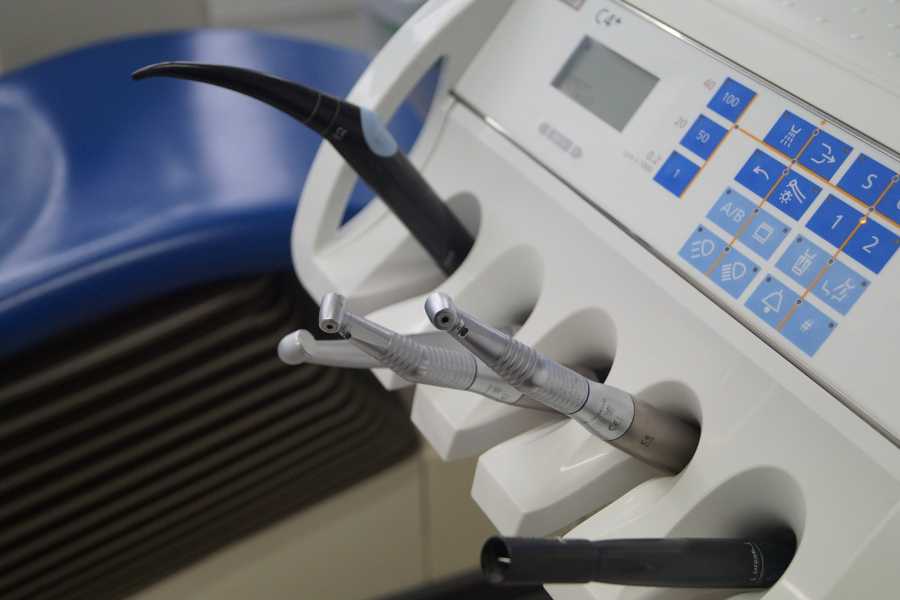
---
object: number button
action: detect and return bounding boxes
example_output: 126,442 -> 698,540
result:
843,218 -> 899,274
680,115 -> 728,160
806,194 -> 863,248
707,77 -> 756,122
764,111 -> 815,159
654,151 -> 700,197
837,154 -> 897,205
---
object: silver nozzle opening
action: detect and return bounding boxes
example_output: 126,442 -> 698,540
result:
425,292 -> 460,331
319,293 -> 348,335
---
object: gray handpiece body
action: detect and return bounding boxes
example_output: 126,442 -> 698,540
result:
424,293 -> 699,473
318,294 -> 551,412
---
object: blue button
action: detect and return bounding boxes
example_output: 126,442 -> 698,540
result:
843,218 -> 899,274
707,188 -> 756,235
776,236 -> 830,288
680,115 -> 728,160
654,151 -> 700,197
782,301 -> 837,356
876,183 -> 900,224
708,246 -> 759,298
735,150 -> 787,198
737,209 -> 790,259
798,130 -> 852,180
746,275 -> 800,328
764,111 -> 815,159
768,170 -> 821,220
679,226 -> 726,273
805,194 -> 864,248
838,154 -> 897,205
811,260 -> 869,315
707,77 -> 756,122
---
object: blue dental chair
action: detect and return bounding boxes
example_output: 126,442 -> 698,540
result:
0,30 -> 428,600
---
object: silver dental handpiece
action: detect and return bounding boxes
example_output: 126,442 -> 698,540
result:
424,292 -> 699,473
277,328 -> 462,369
317,293 -> 552,412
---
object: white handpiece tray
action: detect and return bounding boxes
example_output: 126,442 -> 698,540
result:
292,1 -> 900,598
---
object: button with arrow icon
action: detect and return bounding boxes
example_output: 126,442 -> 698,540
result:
799,130 -> 852,180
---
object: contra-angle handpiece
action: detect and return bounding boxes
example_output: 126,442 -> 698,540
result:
424,293 -> 699,473
277,328 -> 464,369
318,293 -> 551,411
132,62 -> 473,275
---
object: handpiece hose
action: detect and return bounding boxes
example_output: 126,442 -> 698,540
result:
482,536 -> 795,588
132,62 -> 473,274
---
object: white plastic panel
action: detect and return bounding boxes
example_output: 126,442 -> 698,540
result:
454,0 -> 900,443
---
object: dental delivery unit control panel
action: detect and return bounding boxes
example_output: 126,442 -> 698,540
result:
153,1 -> 900,598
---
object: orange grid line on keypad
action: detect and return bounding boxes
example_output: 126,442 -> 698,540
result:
735,124 -> 900,230
678,95 -> 758,199
775,177 -> 898,330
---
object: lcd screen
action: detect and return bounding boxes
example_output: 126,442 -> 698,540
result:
553,37 -> 659,131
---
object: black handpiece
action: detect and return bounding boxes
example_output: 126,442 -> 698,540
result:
132,62 -> 473,275
482,535 -> 796,589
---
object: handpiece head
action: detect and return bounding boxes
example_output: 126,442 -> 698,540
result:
319,293 -> 348,336
277,330 -> 318,365
425,292 -> 461,332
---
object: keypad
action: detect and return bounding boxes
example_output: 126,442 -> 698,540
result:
671,76 -> 898,359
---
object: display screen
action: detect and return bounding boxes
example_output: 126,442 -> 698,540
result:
553,37 -> 659,131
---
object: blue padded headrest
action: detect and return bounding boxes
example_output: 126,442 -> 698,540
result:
0,30 -> 428,357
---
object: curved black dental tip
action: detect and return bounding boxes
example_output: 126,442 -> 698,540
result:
133,61 -> 474,276
425,292 -> 460,332
131,62 -> 340,135
319,293 -> 349,336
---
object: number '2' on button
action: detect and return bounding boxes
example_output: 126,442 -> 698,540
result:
843,219 -> 899,274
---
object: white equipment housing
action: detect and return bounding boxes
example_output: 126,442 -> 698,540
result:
292,1 -> 900,598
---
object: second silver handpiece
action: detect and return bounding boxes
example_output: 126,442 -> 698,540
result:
318,293 -> 551,412
424,292 -> 699,473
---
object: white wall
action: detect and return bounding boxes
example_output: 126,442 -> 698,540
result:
0,0 -> 380,74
